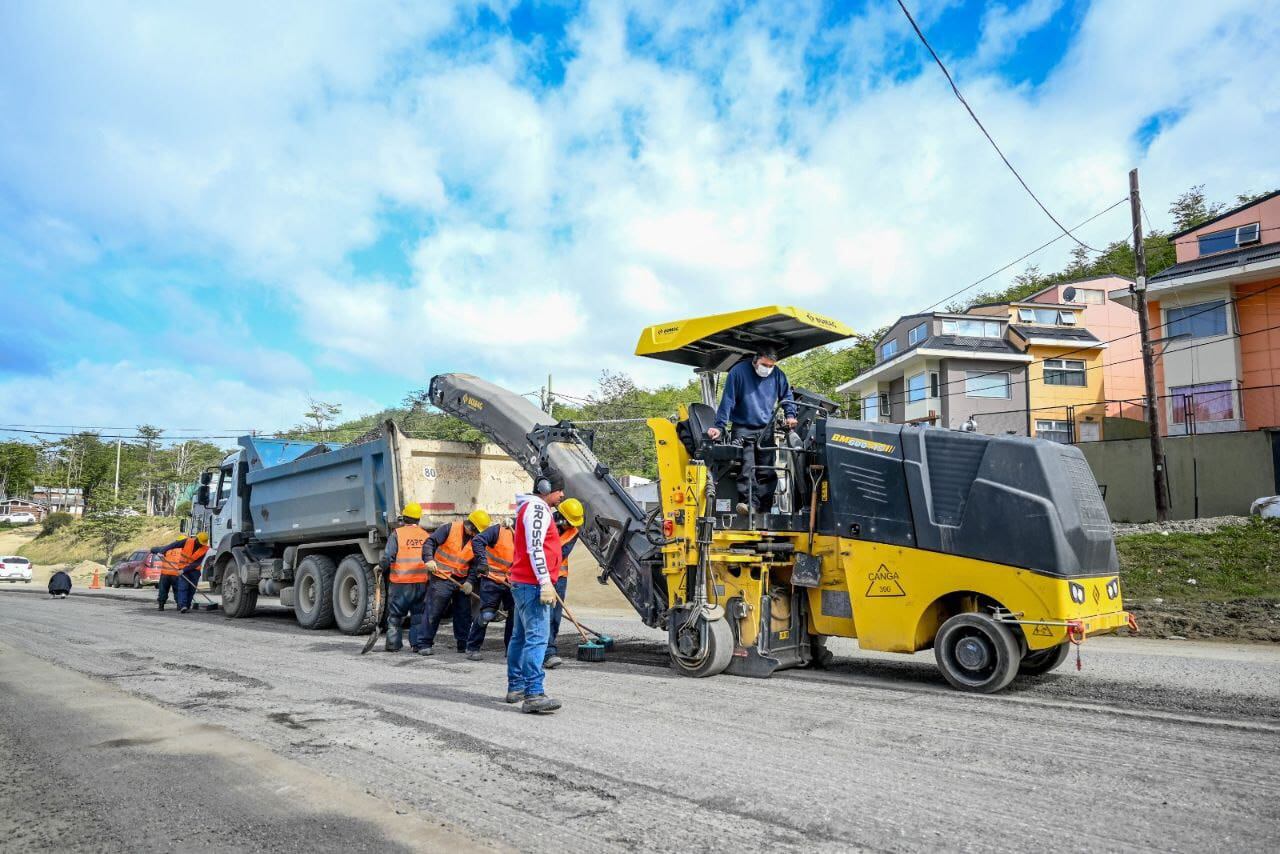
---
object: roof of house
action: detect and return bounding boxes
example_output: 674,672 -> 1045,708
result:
1021,274 -> 1135,303
1148,240 -> 1280,284
1008,325 -> 1103,345
1168,189 -> 1280,240
836,333 -> 1029,392
925,335 -> 1024,354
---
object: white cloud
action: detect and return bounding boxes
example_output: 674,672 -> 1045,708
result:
973,0 -> 1064,68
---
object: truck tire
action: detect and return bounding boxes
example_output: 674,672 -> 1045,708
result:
221,564 -> 258,619
934,612 -> 1020,693
294,555 -> 337,630
333,555 -> 376,635
670,615 -> 733,678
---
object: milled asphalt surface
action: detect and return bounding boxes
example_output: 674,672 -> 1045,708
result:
2,587 -> 1279,852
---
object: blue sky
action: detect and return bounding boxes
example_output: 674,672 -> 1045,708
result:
2,0 -> 1278,441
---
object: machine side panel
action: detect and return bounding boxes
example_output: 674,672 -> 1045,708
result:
817,419 -> 916,547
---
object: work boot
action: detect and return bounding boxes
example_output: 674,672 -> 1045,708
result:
157,602 -> 165,611
417,646 -> 434,656
466,651 -> 483,661
384,643 -> 402,652
544,655 -> 563,670
522,694 -> 562,714
179,606 -> 189,614
504,689 -> 526,704
735,502 -> 750,515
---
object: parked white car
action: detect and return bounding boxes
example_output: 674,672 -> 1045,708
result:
0,512 -> 37,524
0,556 -> 33,582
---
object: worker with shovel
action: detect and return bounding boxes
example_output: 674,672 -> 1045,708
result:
543,497 -> 584,670
150,532 -> 209,613
505,470 -> 566,714
417,509 -> 491,655
377,502 -> 430,653
463,520 -> 516,660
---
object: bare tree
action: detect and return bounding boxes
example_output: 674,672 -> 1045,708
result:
304,398 -> 343,441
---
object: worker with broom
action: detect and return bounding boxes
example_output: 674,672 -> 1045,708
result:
377,502 -> 430,653
463,519 -> 516,660
543,497 -> 584,670
150,531 -> 209,613
505,469 -> 567,714
417,508 -> 491,655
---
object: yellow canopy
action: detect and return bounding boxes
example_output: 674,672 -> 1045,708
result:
634,305 -> 853,372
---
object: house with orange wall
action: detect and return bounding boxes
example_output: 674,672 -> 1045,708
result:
1113,191 -> 1280,435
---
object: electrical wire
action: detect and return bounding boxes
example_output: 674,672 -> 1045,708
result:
895,0 -> 1098,253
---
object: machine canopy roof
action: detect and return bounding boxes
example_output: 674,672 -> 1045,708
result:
634,305 -> 853,372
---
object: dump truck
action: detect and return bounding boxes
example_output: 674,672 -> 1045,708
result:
431,305 -> 1133,693
189,422 -> 527,632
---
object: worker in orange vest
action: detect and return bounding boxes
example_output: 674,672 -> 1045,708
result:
149,532 -> 210,613
417,509 -> 491,655
463,520 -> 517,660
543,498 -> 585,670
377,502 -> 430,653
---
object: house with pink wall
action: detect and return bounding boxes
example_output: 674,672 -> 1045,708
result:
1027,274 -> 1142,416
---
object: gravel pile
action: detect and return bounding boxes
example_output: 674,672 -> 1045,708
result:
1113,516 -> 1250,537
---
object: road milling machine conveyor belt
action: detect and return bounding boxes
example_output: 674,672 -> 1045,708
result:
431,305 -> 1134,693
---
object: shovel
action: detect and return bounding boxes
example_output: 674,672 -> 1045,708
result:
360,569 -> 387,655
792,465 -> 824,588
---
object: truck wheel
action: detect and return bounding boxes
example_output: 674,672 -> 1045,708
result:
1019,643 -> 1071,677
670,615 -> 733,678
333,555 -> 376,635
294,555 -> 337,630
221,565 -> 258,618
934,612 -> 1020,693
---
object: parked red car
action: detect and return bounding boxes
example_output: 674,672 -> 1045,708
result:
108,550 -> 161,588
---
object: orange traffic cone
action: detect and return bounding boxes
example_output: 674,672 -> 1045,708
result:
89,568 -> 102,589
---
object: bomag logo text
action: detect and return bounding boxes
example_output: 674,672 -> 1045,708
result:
655,324 -> 682,339
462,394 -> 485,410
803,312 -> 841,331
830,433 -> 895,454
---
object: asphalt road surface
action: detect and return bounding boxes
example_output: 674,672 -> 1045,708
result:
2,588 -> 1278,853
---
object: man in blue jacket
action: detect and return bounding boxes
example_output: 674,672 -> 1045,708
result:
706,348 -> 797,514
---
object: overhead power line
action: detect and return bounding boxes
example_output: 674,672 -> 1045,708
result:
895,0 -> 1098,253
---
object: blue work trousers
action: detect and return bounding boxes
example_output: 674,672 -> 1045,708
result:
157,574 -> 179,606
176,569 -> 201,609
419,575 -> 472,651
545,576 -> 569,658
385,581 -> 428,651
507,582 -> 551,696
466,577 -> 514,653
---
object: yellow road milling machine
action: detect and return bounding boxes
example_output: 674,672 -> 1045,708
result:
431,306 -> 1133,693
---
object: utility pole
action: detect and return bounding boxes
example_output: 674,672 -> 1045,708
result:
113,438 -> 122,499
1129,168 -> 1172,521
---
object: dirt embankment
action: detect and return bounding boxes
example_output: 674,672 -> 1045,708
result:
1128,598 -> 1280,642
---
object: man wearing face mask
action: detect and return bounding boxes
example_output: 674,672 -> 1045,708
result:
707,347 -> 797,514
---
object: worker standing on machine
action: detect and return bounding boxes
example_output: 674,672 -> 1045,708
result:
706,347 -> 798,515
150,532 -> 210,613
463,520 -> 516,660
418,509 -> 491,655
543,497 -> 584,670
506,470 -> 566,714
378,503 -> 430,653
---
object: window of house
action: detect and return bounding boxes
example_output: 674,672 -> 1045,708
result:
964,370 -> 1010,398
1067,288 -> 1104,305
1166,300 -> 1227,339
907,372 -> 928,403
908,322 -> 929,346
881,339 -> 898,360
1018,307 -> 1064,325
1043,358 -> 1087,386
861,392 -> 879,421
1058,311 -> 1077,325
1170,381 -> 1235,423
1035,420 -> 1072,443
1197,222 -> 1260,256
930,372 -> 940,398
942,319 -> 1001,338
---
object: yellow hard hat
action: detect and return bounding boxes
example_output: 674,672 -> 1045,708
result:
401,502 -> 422,521
559,497 -> 584,528
468,509 -> 492,531
195,531 -> 210,545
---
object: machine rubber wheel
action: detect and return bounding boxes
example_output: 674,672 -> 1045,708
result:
333,555 -> 376,635
934,612 -> 1020,693
294,555 -> 337,630
132,573 -> 142,589
1019,642 -> 1071,677
669,615 -> 733,678
220,564 -> 258,619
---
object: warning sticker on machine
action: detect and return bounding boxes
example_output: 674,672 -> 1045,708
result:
865,564 -> 906,598
1032,624 -> 1054,637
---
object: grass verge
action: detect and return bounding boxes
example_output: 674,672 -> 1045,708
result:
1118,517 -> 1280,601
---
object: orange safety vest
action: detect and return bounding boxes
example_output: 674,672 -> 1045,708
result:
483,527 -> 515,584
389,524 -> 429,584
559,526 -> 579,576
159,538 -> 209,577
432,521 -> 474,579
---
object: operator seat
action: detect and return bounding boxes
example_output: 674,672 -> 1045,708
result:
683,403 -> 718,453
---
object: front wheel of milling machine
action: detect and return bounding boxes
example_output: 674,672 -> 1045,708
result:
668,606 -> 734,677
